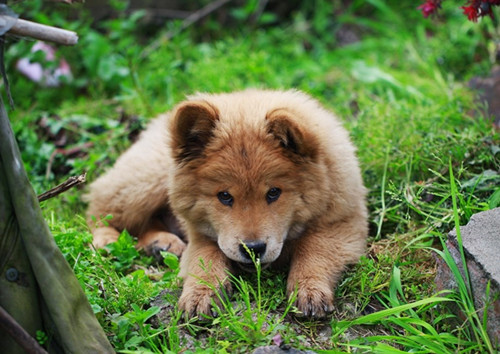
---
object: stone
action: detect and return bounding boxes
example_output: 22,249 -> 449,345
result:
469,66 -> 500,128
435,207 -> 500,345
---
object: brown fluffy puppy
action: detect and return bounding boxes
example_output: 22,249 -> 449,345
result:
86,89 -> 368,318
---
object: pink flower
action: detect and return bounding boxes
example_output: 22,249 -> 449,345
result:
16,41 -> 72,87
272,333 -> 282,347
418,0 -> 439,17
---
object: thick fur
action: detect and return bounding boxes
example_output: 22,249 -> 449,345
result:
86,89 -> 368,318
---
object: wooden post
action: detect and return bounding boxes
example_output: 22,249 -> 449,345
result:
8,19 -> 78,46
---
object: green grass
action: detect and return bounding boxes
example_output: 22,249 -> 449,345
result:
7,0 -> 500,352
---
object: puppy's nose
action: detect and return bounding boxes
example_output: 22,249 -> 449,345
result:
239,241 -> 267,261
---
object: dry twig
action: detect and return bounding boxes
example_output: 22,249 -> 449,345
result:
37,173 -> 86,202
141,0 -> 232,59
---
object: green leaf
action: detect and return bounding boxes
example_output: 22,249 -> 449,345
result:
488,188 -> 500,209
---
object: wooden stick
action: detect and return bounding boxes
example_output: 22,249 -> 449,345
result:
145,8 -> 191,19
8,19 -> 78,46
37,172 -> 86,202
0,306 -> 48,354
141,0 -> 232,59
249,0 -> 269,25
175,0 -> 233,34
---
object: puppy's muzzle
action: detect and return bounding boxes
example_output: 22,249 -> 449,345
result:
239,241 -> 267,262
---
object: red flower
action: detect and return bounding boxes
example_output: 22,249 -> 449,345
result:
418,0 -> 439,17
418,0 -> 500,21
461,5 -> 479,21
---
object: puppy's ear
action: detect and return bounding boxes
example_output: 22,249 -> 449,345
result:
266,108 -> 318,160
170,100 -> 219,162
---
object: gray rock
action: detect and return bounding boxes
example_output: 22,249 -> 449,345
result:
469,66 -> 500,128
448,208 -> 500,284
435,207 -> 500,344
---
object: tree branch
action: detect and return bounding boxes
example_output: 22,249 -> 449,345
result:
141,0 -> 232,59
37,173 -> 86,202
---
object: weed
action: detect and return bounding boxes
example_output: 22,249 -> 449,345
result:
36,330 -> 49,346
176,246 -> 298,351
326,161 -> 497,353
431,160 -> 494,352
104,231 -> 141,274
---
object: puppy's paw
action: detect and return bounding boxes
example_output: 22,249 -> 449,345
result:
150,237 -> 187,261
178,281 -> 230,319
290,282 -> 334,319
92,226 -> 120,249
137,231 -> 186,261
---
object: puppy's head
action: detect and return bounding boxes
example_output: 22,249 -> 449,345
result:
168,98 -> 328,267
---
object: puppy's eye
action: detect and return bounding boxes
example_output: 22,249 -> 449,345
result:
217,191 -> 234,206
266,187 -> 281,204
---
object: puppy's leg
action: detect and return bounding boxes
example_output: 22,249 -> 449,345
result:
178,236 -> 232,318
92,226 -> 120,249
137,227 -> 186,261
92,219 -> 186,261
287,218 -> 366,318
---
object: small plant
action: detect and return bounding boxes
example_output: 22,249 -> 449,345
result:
104,231 -> 141,274
195,245 -> 297,351
36,330 -> 49,346
160,250 -> 181,283
109,304 -> 160,350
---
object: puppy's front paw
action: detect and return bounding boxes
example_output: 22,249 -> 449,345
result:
92,226 -> 120,249
150,237 -> 187,261
137,231 -> 186,262
178,281 -> 231,319
289,282 -> 334,319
